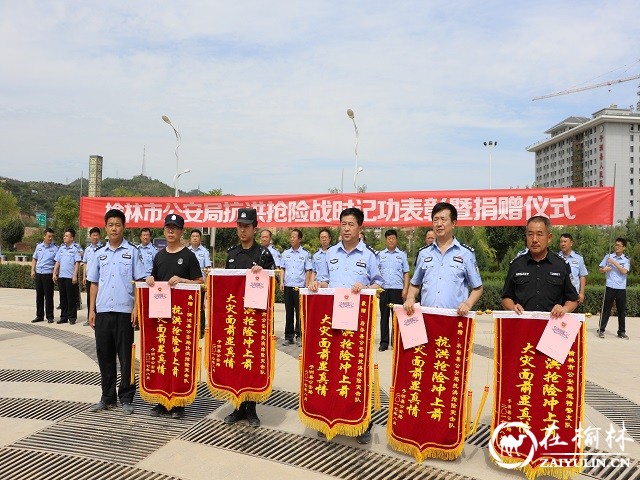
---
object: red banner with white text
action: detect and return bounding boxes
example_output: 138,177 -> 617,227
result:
491,311 -> 586,480
387,307 -> 475,462
136,283 -> 201,410
80,187 -> 613,228
205,269 -> 276,408
298,288 -> 377,439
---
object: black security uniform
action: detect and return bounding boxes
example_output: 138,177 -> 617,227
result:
502,249 -> 578,311
224,241 -> 275,425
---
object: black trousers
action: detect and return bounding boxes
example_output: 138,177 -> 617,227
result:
58,277 -> 77,321
600,287 -> 626,334
35,273 -> 55,320
283,286 -> 301,339
95,311 -> 135,404
379,288 -> 403,347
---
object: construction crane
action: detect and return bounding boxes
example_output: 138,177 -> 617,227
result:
532,73 -> 640,101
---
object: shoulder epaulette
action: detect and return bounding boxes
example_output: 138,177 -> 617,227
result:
93,243 -> 104,252
366,244 -> 379,256
417,244 -> 430,253
227,244 -> 241,252
554,252 -> 566,260
510,248 -> 528,264
460,242 -> 475,252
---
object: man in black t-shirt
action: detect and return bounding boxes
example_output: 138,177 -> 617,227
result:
145,213 -> 203,419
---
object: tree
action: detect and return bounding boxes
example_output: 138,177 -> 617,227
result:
53,195 -> 79,242
0,188 -> 20,253
1,216 -> 25,249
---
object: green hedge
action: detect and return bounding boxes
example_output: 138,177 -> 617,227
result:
0,264 -> 36,289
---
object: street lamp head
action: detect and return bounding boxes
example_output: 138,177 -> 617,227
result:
162,115 -> 172,125
484,140 -> 497,147
357,167 -> 363,173
347,109 -> 355,119
183,168 -> 191,174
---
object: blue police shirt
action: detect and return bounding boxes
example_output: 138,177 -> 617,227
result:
378,247 -> 409,290
267,245 -> 282,268
559,250 -> 588,293
33,241 -> 58,274
316,240 -> 384,288
54,243 -> 82,279
86,239 -> 147,314
312,248 -> 329,274
599,253 -> 630,289
82,242 -> 103,268
138,243 -> 158,277
410,238 -> 482,309
281,246 -> 312,287
188,244 -> 212,275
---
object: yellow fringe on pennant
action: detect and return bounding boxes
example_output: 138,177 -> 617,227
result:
373,364 -> 381,411
471,385 -> 489,435
130,344 -> 136,384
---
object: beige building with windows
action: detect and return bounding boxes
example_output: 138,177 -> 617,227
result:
528,105 -> 640,223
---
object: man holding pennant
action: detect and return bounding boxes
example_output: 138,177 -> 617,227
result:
307,207 -> 383,445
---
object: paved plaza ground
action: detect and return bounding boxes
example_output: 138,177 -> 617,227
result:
1,287 -> 639,480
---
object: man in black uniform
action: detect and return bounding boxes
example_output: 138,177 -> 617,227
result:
223,208 -> 275,428
145,213 -> 203,419
501,215 -> 578,317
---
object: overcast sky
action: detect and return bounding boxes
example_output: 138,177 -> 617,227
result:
2,1 -> 639,196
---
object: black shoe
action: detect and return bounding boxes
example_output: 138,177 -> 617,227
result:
83,320 -> 90,326
69,319 -> 77,325
149,404 -> 168,417
317,430 -> 326,438
224,408 -> 247,424
295,336 -> 302,347
245,402 -> 260,427
47,318 -> 54,323
170,406 -> 185,419
122,402 -> 134,415
356,431 -> 372,444
56,305 -> 61,310
281,338 -> 294,346
597,329 -> 605,338
90,401 -> 116,412
618,333 -> 629,339
56,318 -> 68,324
378,345 -> 388,352
31,318 -> 44,323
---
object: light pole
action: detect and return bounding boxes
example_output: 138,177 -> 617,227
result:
173,169 -> 191,197
347,109 -> 361,192
483,141 -> 497,188
162,115 -> 184,196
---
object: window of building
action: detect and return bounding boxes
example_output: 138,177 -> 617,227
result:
632,146 -> 635,152
631,189 -> 634,196
631,168 -> 634,174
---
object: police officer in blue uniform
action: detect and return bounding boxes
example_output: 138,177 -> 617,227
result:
310,228 -> 332,282
188,228 -> 212,337
138,227 -> 157,277
558,233 -> 588,305
280,229 -> 312,346
404,202 -> 483,316
309,207 -> 383,445
53,228 -> 82,324
223,208 -> 275,428
378,229 -> 409,351
30,228 -> 58,323
81,227 -> 103,325
87,209 -> 147,415
501,216 -> 577,317
598,237 -> 630,339
259,229 -> 282,268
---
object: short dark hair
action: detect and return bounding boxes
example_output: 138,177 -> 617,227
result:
190,229 -> 202,237
44,227 -> 54,235
292,228 -> 303,240
261,229 -> 273,238
89,227 -> 101,235
385,229 -> 398,238
104,208 -> 126,226
560,232 -> 573,241
527,215 -> 551,232
140,227 -> 151,235
615,237 -> 627,247
431,202 -> 457,222
340,207 -> 364,226
65,228 -> 76,238
319,228 -> 332,240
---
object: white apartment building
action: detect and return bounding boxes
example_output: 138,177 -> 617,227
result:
528,105 -> 640,224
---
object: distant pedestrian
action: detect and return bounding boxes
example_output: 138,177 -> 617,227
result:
138,227 -> 157,277
598,238 -> 630,339
558,233 -> 588,305
280,229 -> 312,346
81,227 -> 103,326
53,228 -> 82,325
30,228 -> 58,323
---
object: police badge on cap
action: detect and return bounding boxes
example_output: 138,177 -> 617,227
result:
237,208 -> 258,225
164,213 -> 185,229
